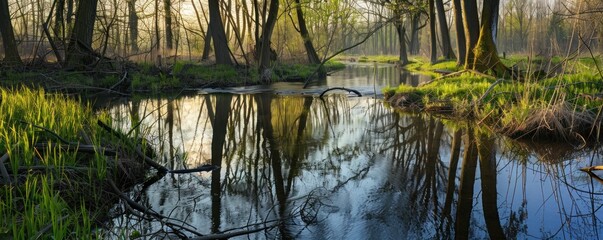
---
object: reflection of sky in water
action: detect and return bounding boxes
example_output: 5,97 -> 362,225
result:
106,92 -> 603,239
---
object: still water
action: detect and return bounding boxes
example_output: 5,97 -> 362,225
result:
103,64 -> 603,239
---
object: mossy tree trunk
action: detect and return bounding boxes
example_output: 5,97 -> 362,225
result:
471,0 -> 507,74
0,0 -> 22,66
208,0 -> 233,65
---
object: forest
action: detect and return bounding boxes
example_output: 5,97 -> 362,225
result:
2,0 -> 603,239
0,0 -> 600,72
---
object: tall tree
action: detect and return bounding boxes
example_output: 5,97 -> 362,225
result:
395,20 -> 409,65
163,0 -> 173,50
294,0 -> 320,64
435,0 -> 455,59
127,0 -> 139,52
258,0 -> 279,80
65,0 -> 99,69
208,0 -> 233,65
409,12 -> 421,55
460,0 -> 479,68
452,0 -> 465,66
429,0 -> 437,63
0,0 -> 22,65
471,0 -> 507,74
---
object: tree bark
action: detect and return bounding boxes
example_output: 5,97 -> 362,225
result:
471,0 -> 507,74
294,0 -> 320,64
460,0 -> 479,69
435,0 -> 455,59
163,0 -> 173,50
396,22 -> 409,65
429,0 -> 437,63
452,0 -> 465,66
65,0 -> 99,69
0,0 -> 22,65
258,0 -> 279,80
410,12 -> 421,55
127,0 -> 139,52
55,0 -> 65,41
208,0 -> 232,65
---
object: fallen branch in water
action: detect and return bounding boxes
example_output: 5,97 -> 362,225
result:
169,165 -> 219,174
108,179 -> 206,238
190,223 -> 278,240
580,166 -> 603,172
319,87 -> 362,98
97,120 -> 169,173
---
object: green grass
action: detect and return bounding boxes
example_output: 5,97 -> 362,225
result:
0,87 -> 146,238
385,55 -> 603,140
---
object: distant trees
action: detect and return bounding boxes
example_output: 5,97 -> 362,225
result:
0,0 -> 599,73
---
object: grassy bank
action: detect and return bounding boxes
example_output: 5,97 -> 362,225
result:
384,56 -> 603,142
0,60 -> 346,93
0,88 -> 149,238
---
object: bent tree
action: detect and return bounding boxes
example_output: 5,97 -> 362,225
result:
0,0 -> 22,66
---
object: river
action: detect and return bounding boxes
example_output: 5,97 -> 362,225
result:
101,63 -> 603,239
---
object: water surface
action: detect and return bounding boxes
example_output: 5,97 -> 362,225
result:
103,64 -> 603,239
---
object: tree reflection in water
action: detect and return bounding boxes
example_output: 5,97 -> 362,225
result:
105,94 -> 603,239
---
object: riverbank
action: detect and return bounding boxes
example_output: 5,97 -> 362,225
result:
384,56 -> 603,143
0,88 -> 153,238
0,60 -> 346,94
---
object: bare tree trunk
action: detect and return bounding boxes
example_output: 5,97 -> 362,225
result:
258,0 -> 279,80
429,0 -> 437,63
410,12 -> 421,55
65,0 -> 99,69
0,0 -> 22,65
294,0 -> 320,64
436,0 -> 455,59
55,0 -> 65,41
163,0 -> 173,50
127,0 -> 138,52
208,0 -> 232,65
461,0 -> 479,69
396,22 -> 409,65
66,0 -> 73,24
452,0 -> 465,66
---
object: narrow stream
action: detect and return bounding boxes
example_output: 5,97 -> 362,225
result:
102,64 -> 603,239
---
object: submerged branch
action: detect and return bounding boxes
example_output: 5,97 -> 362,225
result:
319,87 -> 362,98
97,120 -> 169,173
